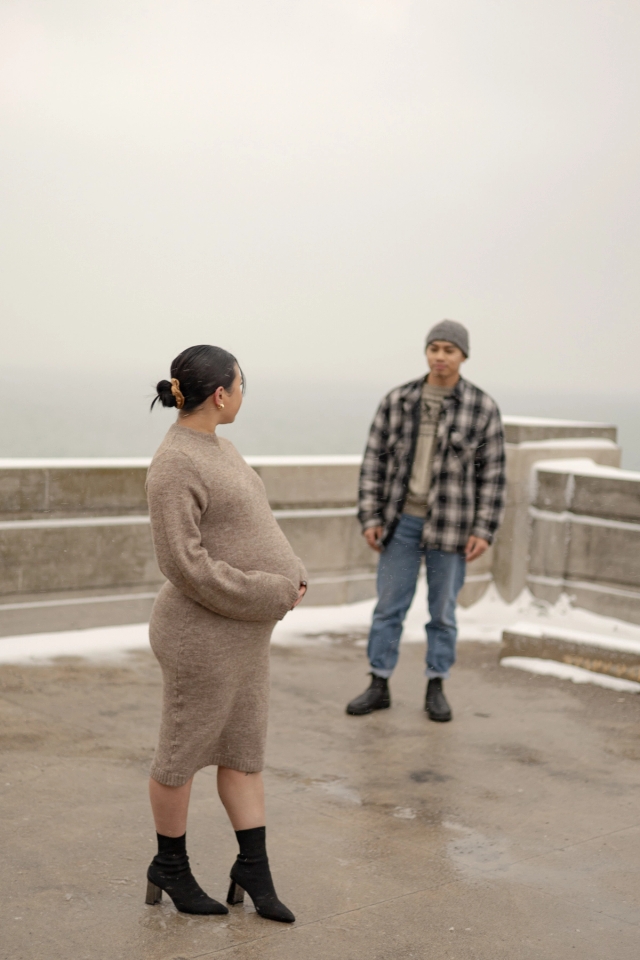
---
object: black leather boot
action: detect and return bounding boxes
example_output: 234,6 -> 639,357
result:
346,674 -> 391,715
425,678 -> 452,722
145,832 -> 228,915
227,827 -> 294,923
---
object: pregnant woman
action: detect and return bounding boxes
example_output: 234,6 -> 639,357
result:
145,344 -> 307,923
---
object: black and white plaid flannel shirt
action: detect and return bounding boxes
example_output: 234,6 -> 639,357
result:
357,375 -> 506,553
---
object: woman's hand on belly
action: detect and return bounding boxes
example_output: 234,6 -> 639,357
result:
291,581 -> 307,609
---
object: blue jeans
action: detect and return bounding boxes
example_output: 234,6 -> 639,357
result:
367,513 -> 466,680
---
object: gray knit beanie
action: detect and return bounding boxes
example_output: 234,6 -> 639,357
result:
425,319 -> 469,357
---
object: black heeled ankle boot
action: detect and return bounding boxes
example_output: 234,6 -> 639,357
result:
227,826 -> 295,923
146,832 -> 228,915
425,677 -> 452,722
346,674 -> 391,715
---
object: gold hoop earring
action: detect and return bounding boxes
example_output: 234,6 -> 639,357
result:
218,403 -> 225,409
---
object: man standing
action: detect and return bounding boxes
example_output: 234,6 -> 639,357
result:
347,320 -> 506,722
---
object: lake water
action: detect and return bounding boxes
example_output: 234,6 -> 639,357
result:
3,369 -> 639,470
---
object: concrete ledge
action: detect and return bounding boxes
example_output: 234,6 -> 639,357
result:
527,575 -> 640,626
0,516 -> 162,596
0,455 -> 364,517
492,438 -> 620,603
500,622 -> 640,682
303,572 -> 377,606
528,459 -> 640,624
0,587 -> 159,638
249,456 -> 362,509
0,457 -> 376,621
527,504 -> 640,589
502,416 -> 617,445
0,459 -> 151,519
533,459 -> 640,520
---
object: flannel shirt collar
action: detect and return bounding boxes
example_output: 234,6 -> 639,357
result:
401,374 -> 466,412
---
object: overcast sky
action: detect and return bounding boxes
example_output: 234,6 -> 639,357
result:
1,0 -> 639,394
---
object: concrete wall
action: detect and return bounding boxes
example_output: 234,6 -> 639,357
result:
0,414 -> 627,637
528,459 -> 640,625
491,425 -> 621,604
0,455 -> 376,636
0,458 -> 151,519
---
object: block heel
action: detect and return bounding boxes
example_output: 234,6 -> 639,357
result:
145,880 -> 162,905
227,879 -> 245,905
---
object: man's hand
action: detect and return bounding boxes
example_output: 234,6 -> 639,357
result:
465,536 -> 489,562
364,526 -> 384,553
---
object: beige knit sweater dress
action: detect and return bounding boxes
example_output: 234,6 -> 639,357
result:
146,423 -> 305,786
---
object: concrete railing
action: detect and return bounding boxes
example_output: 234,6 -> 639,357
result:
0,415 -> 626,637
0,455 -> 375,637
491,418 -> 621,603
528,459 -> 640,625
458,417 -> 621,606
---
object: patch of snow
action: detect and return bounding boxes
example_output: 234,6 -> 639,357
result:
275,580 -> 640,652
456,584 -> 640,645
0,623 -> 150,664
271,597 -> 376,645
501,657 -> 640,693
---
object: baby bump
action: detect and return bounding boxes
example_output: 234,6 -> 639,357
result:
201,518 -> 301,586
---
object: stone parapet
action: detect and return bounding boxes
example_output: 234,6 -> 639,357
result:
0,458 -> 150,519
0,515 -> 160,596
0,415 -> 629,637
0,455 -> 377,635
502,417 -> 617,445
528,460 -> 640,624
492,419 -> 621,603
249,455 -> 362,509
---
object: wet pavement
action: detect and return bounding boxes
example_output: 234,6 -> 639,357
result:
1,634 -> 640,959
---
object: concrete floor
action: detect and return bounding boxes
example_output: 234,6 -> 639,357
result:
2,635 -> 640,960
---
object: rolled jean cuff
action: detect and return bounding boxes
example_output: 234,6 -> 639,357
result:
425,668 -> 450,680
371,668 -> 393,679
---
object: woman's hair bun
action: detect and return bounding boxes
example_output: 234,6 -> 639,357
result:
150,344 -> 244,414
152,379 -> 178,409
